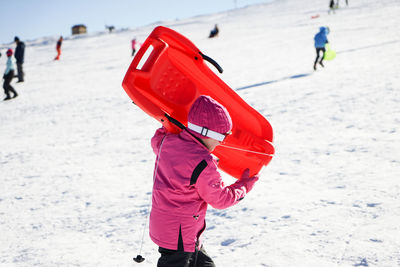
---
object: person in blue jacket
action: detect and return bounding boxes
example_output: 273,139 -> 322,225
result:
3,49 -> 18,100
313,27 -> 329,71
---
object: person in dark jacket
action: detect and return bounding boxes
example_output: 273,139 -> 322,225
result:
14,36 -> 25,82
208,24 -> 219,38
329,0 -> 336,14
313,27 -> 329,71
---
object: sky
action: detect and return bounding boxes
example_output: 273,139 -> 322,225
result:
0,0 -> 270,45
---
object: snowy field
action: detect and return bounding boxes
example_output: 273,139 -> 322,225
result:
1,0 -> 400,266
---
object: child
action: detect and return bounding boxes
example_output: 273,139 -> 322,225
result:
313,27 -> 330,71
3,49 -> 18,100
54,36 -> 63,60
150,95 -> 259,267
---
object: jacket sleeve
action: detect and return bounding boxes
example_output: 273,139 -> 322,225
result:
151,127 -> 167,154
4,59 -> 12,75
195,160 -> 248,209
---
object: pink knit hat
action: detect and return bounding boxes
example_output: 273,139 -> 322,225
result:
187,95 -> 232,140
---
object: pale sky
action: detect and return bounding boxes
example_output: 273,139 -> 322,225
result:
0,0 -> 270,44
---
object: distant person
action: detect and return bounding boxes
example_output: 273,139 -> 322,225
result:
329,0 -> 335,14
131,38 -> 138,57
106,25 -> 115,33
3,49 -> 18,101
346,0 -> 348,5
54,36 -> 63,60
14,36 -> 25,82
208,24 -> 219,38
313,27 -> 330,71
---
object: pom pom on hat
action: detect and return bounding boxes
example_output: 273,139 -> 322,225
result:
188,95 -> 232,139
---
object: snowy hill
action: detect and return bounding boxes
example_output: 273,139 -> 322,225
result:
1,0 -> 400,266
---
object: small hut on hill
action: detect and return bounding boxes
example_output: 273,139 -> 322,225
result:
72,24 -> 87,35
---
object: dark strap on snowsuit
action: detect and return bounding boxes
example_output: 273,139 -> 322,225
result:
190,160 -> 208,185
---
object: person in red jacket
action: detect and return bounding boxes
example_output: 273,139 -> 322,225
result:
131,38 -> 139,57
54,36 -> 63,60
150,95 -> 259,267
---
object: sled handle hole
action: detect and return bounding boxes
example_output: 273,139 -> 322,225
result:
136,45 -> 154,70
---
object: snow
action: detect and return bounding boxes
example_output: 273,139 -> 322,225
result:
1,0 -> 400,266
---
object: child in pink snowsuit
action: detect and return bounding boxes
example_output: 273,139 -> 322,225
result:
150,95 -> 259,267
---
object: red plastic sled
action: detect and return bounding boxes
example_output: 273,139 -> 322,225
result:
122,26 -> 274,179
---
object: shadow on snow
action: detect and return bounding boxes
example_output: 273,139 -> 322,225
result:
235,73 -> 312,91
336,40 -> 399,54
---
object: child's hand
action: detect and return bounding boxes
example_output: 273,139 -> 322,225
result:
155,126 -> 167,133
159,126 -> 168,134
240,169 -> 259,193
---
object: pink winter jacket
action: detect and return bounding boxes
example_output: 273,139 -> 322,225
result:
149,127 -> 254,252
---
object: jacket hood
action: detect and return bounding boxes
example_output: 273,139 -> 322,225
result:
320,27 -> 329,34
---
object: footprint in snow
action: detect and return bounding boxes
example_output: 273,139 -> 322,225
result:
221,239 -> 236,246
353,258 -> 368,266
